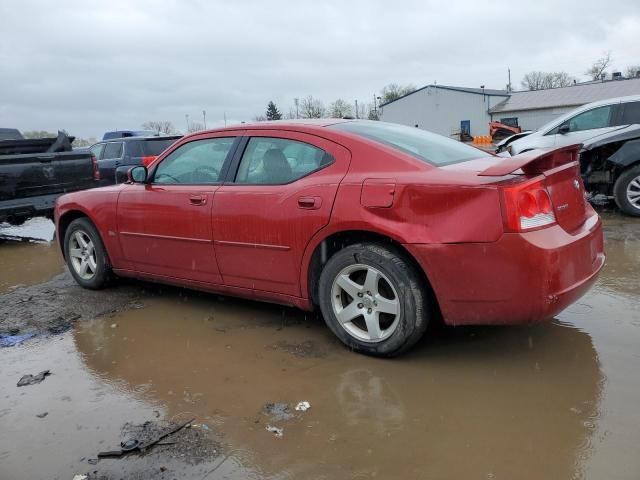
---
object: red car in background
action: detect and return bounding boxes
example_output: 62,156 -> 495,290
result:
54,120 -> 604,357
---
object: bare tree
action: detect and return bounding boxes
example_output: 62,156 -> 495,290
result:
585,51 -> 612,80
253,114 -> 267,122
300,95 -> 325,118
379,83 -> 416,104
328,99 -> 353,118
625,65 -> 640,78
141,121 -> 178,135
521,71 -> 576,90
186,121 -> 205,133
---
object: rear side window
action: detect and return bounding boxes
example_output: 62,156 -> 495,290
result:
153,137 -> 235,184
103,142 -> 123,159
621,101 -> 640,124
331,121 -> 489,166
566,106 -> 613,132
127,139 -> 179,157
90,143 -> 105,160
235,137 -> 334,184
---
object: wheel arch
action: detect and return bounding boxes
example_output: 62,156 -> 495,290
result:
304,229 -> 441,317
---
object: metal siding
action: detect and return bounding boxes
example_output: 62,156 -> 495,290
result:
490,107 -> 574,131
380,87 -> 504,137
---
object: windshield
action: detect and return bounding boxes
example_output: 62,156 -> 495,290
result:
331,121 -> 489,166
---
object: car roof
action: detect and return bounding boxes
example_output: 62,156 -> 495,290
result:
101,135 -> 182,143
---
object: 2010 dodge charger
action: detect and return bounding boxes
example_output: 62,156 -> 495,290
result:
54,120 -> 605,356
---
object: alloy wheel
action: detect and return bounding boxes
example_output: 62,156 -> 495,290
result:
626,174 -> 640,210
330,264 -> 401,343
69,230 -> 97,280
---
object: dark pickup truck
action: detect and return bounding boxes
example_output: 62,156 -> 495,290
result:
0,130 -> 97,225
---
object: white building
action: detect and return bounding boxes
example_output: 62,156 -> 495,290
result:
379,85 -> 509,138
380,77 -> 640,137
490,77 -> 640,131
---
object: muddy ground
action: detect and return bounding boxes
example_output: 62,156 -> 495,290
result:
1,212 -> 639,479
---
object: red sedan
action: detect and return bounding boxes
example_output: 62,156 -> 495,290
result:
55,120 -> 605,356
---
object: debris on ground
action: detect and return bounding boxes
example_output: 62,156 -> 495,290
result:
265,425 -> 283,438
0,331 -> 36,347
36,412 -> 48,418
17,370 -> 51,387
295,401 -> 311,412
98,417 -> 194,458
263,402 -> 294,421
72,474 -> 87,480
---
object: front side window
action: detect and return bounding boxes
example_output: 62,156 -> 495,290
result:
103,142 -> 123,159
153,137 -> 235,184
235,137 -> 334,184
567,106 -> 613,132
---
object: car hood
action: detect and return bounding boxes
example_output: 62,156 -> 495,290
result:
581,124 -> 640,151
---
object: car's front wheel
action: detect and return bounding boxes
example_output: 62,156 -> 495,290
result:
318,243 -> 430,357
613,165 -> 640,217
64,217 -> 111,289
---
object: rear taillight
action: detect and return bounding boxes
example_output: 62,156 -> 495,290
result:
142,155 -> 157,167
91,155 -> 100,181
501,178 -> 556,232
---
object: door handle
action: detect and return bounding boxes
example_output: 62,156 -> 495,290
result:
36,155 -> 55,162
297,196 -> 322,210
189,195 -> 207,206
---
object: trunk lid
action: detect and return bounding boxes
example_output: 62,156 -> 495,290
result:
467,145 -> 588,233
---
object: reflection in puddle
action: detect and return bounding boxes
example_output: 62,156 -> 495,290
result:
0,240 -> 64,292
70,292 -> 602,480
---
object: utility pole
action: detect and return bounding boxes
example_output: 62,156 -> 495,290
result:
202,110 -> 207,129
185,114 -> 189,132
355,100 -> 359,119
294,98 -> 299,119
223,112 -> 227,127
507,68 -> 512,93
373,94 -> 377,114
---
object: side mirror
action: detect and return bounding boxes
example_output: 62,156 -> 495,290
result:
558,123 -> 570,135
128,166 -> 148,184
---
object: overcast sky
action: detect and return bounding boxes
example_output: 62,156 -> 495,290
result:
1,0 -> 638,138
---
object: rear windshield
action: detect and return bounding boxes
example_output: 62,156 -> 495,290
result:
128,138 -> 179,157
331,121 -> 490,166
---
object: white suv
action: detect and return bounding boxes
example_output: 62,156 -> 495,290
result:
506,95 -> 640,155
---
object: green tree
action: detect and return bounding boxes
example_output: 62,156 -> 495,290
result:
380,83 -> 416,104
266,101 -> 282,120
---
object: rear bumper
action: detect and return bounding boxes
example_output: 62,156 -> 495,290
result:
0,193 -> 60,222
404,211 -> 605,326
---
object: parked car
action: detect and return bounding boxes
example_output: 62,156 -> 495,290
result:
504,95 -> 640,156
102,130 -> 157,140
494,130 -> 532,154
89,135 -> 181,186
1,130 -> 97,225
55,120 -> 604,357
580,124 -> 640,216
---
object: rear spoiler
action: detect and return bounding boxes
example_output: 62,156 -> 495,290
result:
478,144 -> 581,176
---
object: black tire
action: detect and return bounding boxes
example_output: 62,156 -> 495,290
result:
63,217 -> 111,289
613,165 -> 640,217
318,243 -> 430,357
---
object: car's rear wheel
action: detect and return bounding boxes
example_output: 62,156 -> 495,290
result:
64,217 -> 111,289
318,243 -> 430,357
613,165 -> 640,217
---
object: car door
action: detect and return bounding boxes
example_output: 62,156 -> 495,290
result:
99,141 -> 124,184
550,103 -> 620,147
116,135 -> 239,284
212,131 -> 350,297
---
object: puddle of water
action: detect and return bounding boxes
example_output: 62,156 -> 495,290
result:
0,240 -> 64,293
0,211 -> 639,479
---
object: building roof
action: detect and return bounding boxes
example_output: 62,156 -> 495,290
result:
380,84 -> 509,107
490,77 -> 640,113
